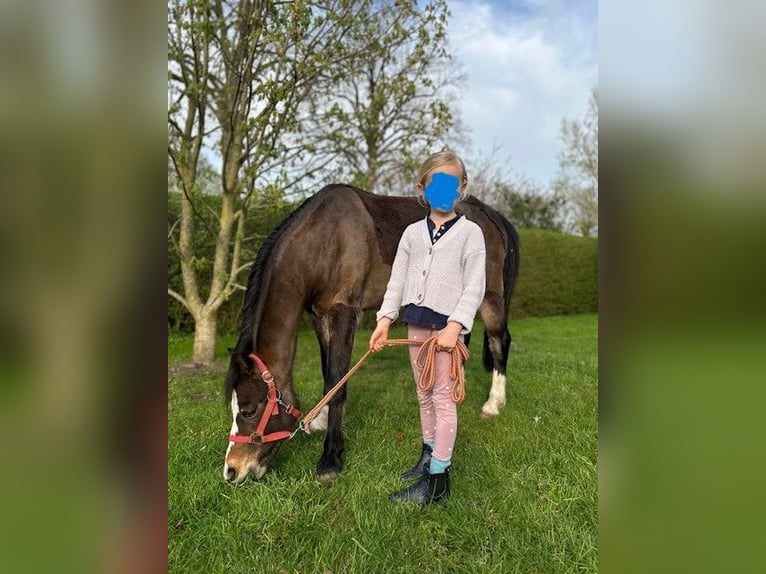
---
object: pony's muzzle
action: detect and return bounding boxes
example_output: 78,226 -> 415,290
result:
223,457 -> 268,483
224,463 -> 252,484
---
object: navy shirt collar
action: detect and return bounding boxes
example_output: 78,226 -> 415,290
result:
426,214 -> 462,244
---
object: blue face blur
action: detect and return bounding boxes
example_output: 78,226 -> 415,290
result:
424,172 -> 461,212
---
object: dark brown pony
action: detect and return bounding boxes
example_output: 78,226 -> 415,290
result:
223,184 -> 519,483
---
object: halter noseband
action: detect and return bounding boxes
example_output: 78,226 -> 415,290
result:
228,353 -> 302,444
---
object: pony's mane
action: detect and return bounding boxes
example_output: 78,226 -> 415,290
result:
224,191 -> 322,400
236,193 -> 321,352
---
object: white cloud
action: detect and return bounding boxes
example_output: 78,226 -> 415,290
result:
447,0 -> 597,186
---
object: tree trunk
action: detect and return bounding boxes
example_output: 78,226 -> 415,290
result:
192,311 -> 218,364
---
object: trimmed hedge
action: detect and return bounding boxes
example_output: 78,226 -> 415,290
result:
510,228 -> 598,318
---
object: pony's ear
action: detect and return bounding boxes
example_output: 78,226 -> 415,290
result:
230,351 -> 253,374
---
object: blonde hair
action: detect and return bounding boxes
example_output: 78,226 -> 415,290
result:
417,151 -> 469,199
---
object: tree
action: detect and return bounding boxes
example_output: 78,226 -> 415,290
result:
168,0 -> 390,362
492,179 -> 565,231
467,147 -> 565,231
555,88 -> 598,237
305,0 -> 466,195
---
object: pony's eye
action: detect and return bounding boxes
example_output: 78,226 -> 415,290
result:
240,409 -> 256,419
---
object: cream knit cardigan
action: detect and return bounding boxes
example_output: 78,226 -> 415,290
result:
376,216 -> 486,333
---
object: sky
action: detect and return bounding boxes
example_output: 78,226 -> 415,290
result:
446,0 -> 597,187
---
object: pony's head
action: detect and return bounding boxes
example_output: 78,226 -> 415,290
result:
222,351 -> 298,484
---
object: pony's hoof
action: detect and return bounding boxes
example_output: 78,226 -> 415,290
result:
481,406 -> 500,418
316,457 -> 343,482
316,469 -> 339,483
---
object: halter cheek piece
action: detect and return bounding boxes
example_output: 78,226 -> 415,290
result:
228,353 -> 302,444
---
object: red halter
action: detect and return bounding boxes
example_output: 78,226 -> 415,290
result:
228,353 -> 302,444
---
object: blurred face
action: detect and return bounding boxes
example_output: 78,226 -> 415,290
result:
418,163 -> 465,213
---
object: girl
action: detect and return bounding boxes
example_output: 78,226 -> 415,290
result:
369,151 -> 486,505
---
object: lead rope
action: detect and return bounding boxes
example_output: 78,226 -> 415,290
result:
413,336 -> 470,403
299,336 -> 470,434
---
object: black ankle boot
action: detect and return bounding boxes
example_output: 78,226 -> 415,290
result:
399,443 -> 433,481
390,466 -> 451,506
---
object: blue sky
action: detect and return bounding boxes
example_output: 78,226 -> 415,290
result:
446,0 -> 597,187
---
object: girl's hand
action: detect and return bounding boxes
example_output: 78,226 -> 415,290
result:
369,318 -> 392,352
436,322 -> 463,351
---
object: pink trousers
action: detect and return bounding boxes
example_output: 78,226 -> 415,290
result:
407,325 -> 462,462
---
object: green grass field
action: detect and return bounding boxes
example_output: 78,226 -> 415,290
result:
168,314 -> 598,573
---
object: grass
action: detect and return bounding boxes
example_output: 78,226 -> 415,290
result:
168,314 -> 598,573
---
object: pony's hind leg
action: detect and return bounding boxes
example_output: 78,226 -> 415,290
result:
457,359 -> 504,416
479,294 -> 511,417
481,334 -> 509,417
308,405 -> 329,432
310,315 -> 332,433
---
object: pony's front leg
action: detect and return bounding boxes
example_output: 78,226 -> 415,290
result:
315,304 -> 360,481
